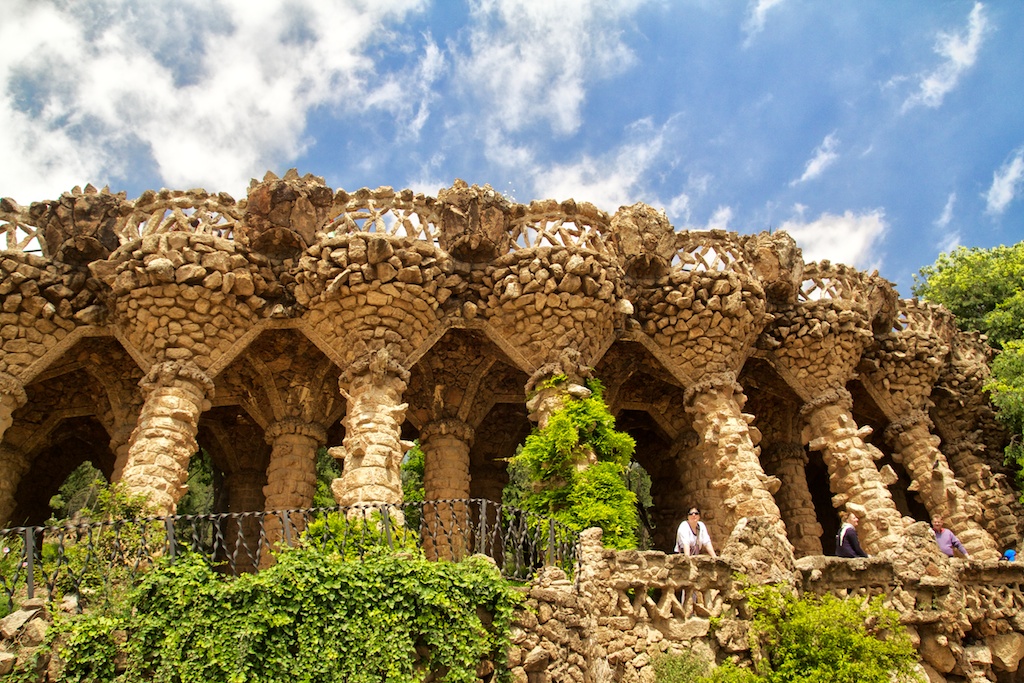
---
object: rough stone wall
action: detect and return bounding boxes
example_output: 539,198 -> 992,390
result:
506,524 -> 1024,683
0,173 -> 1019,607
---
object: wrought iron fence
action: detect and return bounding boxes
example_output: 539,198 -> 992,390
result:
0,499 -> 578,612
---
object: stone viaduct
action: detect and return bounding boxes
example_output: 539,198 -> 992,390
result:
0,170 -> 1020,563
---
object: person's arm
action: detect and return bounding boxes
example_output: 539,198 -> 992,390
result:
699,523 -> 717,558
705,539 -> 717,559
850,529 -> 868,558
952,533 -> 970,558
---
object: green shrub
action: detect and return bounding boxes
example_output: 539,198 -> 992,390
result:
700,583 -> 921,683
506,378 -> 639,548
53,546 -> 522,683
653,650 -> 711,682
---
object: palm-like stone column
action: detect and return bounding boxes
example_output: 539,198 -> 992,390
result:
765,263 -> 904,554
932,331 -> 1024,550
863,300 -> 999,559
93,204 -> 269,513
331,348 -> 410,509
419,418 -> 474,560
626,219 -> 784,537
292,185 -> 453,509
0,188 -> 122,512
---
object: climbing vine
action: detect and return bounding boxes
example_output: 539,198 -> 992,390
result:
506,378 -> 639,549
50,543 -> 522,683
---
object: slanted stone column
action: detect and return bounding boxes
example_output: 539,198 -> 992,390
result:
0,373 -> 26,445
684,372 -> 781,541
109,425 -> 134,482
761,442 -> 822,557
0,446 -> 31,527
119,361 -> 214,515
800,388 -> 904,554
885,412 -> 999,559
331,348 -> 410,509
420,418 -> 474,560
943,434 -> 1022,551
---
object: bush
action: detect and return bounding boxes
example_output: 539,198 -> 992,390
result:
701,583 -> 921,683
506,378 -> 639,549
654,650 -> 711,682
52,545 -> 523,683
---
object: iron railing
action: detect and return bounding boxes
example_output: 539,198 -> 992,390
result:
0,499 -> 578,611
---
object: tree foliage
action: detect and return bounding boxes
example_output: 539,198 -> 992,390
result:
912,243 -> 1024,349
914,242 -> 1024,493
506,378 -> 639,549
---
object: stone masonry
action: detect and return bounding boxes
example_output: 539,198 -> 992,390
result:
1,172 -> 1023,682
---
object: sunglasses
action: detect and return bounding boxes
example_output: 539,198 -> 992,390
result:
688,511 -> 700,516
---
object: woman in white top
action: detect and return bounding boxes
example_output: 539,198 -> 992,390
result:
675,507 -> 717,558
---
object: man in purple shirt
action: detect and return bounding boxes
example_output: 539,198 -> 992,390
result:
932,516 -> 970,558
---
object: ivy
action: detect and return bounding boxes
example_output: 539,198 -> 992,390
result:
52,544 -> 522,683
507,379 -> 639,549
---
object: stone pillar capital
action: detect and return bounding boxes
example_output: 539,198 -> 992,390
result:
524,346 -> 592,396
799,386 -> 853,417
342,346 -> 409,391
420,418 -> 475,445
0,372 -> 27,408
264,418 -> 327,444
761,442 -> 808,468
683,371 -> 741,408
139,360 -> 215,399
883,409 -> 932,445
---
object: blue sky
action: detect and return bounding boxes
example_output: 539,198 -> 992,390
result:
2,0 -> 1022,296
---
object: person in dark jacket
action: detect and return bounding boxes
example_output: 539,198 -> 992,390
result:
836,511 -> 868,558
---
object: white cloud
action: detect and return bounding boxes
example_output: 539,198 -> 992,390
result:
742,0 -> 787,46
985,149 -> 1024,216
455,0 -> 647,138
707,206 -> 734,230
778,209 -> 887,269
935,192 -> 956,228
531,134 -> 664,213
901,2 -> 988,112
0,0 -> 426,203
790,133 -> 839,186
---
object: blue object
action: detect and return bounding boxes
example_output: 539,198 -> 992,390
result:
1002,549 -> 1016,562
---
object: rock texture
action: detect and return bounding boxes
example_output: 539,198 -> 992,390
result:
1,173 -> 1023,681
0,177 -> 1015,534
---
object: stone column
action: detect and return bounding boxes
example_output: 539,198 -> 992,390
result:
420,418 -> 474,560
262,420 -> 326,553
943,435 -> 1022,551
684,373 -> 782,542
0,373 -> 26,445
800,388 -> 904,554
0,446 -> 30,527
761,442 -> 823,557
330,348 -> 410,510
119,361 -> 214,515
223,467 -> 265,573
886,412 -> 1000,559
109,425 -> 134,482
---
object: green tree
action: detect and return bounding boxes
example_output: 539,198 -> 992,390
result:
313,447 -> 342,508
506,378 -> 639,549
913,243 -> 1024,494
913,243 -> 1024,349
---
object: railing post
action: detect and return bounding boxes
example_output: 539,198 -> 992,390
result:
164,518 -> 177,561
282,511 -> 293,547
23,527 -> 35,599
381,507 -> 394,549
478,500 -> 488,556
547,518 -> 556,567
